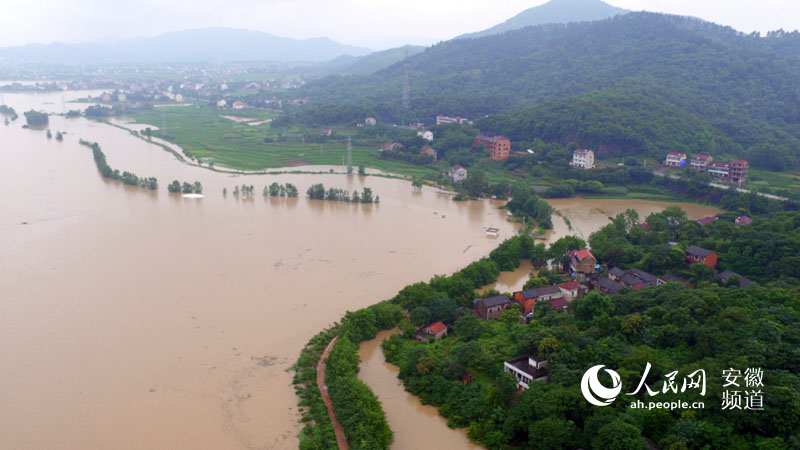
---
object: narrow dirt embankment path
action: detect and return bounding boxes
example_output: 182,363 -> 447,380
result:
317,336 -> 349,450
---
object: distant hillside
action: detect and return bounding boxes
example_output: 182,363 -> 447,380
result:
291,13 -> 800,170
0,28 -> 372,64
313,45 -> 426,76
457,0 -> 628,39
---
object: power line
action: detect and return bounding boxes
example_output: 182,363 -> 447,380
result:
402,48 -> 410,109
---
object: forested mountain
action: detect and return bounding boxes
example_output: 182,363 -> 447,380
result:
311,45 -> 425,76
295,13 -> 800,169
0,28 -> 372,63
457,0 -> 628,40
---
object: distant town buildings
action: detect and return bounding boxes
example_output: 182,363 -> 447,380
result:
665,152 -> 687,167
571,149 -> 594,169
473,135 -> 511,161
449,165 -> 468,183
436,115 -> 472,125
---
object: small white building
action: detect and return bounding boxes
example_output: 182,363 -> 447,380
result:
216,99 -> 227,107
449,165 -> 467,183
232,101 -> 245,110
504,356 -> 549,390
174,93 -> 183,102
571,148 -> 594,169
117,93 -> 126,102
365,117 -> 377,126
417,130 -> 433,141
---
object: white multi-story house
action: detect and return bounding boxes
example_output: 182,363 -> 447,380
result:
665,152 -> 687,167
571,148 -> 594,169
504,356 -> 549,390
690,153 -> 713,172
449,165 -> 467,183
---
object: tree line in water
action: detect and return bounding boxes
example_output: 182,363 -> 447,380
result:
79,140 -> 158,190
306,184 -> 378,203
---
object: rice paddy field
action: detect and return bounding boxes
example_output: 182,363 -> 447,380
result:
127,105 -> 439,177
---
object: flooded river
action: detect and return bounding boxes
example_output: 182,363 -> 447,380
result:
358,330 -> 481,450
0,90 -> 720,450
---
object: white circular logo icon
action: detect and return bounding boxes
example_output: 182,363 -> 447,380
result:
581,365 -> 622,406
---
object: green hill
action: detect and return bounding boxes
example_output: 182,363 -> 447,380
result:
292,12 -> 800,170
457,0 -> 628,39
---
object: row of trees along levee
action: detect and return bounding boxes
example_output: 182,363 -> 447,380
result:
79,140 -> 158,190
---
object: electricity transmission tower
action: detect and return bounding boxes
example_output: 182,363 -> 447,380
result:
346,136 -> 353,175
402,48 -> 410,109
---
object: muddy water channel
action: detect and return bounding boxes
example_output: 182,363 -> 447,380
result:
0,90 -> 721,450
358,330 -> 482,450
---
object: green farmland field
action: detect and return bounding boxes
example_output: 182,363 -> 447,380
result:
128,105 -> 441,178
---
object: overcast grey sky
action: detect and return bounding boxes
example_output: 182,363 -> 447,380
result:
1,0 -> 798,50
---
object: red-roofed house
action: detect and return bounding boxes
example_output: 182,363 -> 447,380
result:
685,245 -> 718,268
697,216 -> 718,227
512,286 -> 564,315
449,165 -> 467,183
419,145 -> 438,161
568,249 -> 597,276
415,321 -> 448,343
735,216 -> 752,226
691,154 -> 713,172
558,281 -> 588,301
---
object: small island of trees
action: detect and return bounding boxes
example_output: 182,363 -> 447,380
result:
79,140 -> 158,190
0,105 -> 19,121
168,180 -> 203,194
23,110 -> 49,127
307,183 -> 378,203
265,182 -> 299,197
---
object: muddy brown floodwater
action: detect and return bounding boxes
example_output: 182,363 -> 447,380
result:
0,91 -> 722,450
0,91 -> 518,450
358,330 -> 482,450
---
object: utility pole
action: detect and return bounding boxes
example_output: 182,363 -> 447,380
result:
346,136 -> 353,175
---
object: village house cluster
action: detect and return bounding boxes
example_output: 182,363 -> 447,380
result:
464,215 -> 754,390
666,152 -> 749,185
